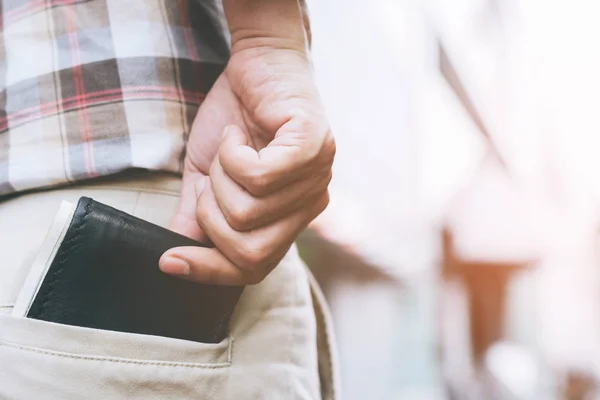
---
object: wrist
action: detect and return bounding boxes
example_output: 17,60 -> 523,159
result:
230,35 -> 308,62
223,0 -> 309,55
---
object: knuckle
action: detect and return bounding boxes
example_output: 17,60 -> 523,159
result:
242,257 -> 279,285
246,169 -> 272,196
310,170 -> 332,198
243,248 -> 269,270
296,114 -> 317,135
195,196 -> 210,223
238,239 -> 270,270
323,169 -> 333,187
313,191 -> 330,217
322,133 -> 336,164
226,200 -> 258,231
322,191 -> 331,209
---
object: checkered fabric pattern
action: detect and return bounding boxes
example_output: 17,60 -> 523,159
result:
0,0 -> 229,196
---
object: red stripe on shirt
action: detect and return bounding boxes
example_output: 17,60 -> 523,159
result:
65,5 -> 97,177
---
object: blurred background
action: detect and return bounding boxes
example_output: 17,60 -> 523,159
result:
297,0 -> 600,399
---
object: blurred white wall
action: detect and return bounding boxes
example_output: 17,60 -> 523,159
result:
308,0 -> 438,276
307,0 -> 446,398
308,0 -> 600,396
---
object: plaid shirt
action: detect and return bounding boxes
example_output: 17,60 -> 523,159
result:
0,0 -> 229,196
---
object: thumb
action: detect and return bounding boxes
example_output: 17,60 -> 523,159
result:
169,172 -> 208,242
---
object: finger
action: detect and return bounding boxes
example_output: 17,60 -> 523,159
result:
210,155 -> 331,231
159,246 -> 250,285
219,116 -> 334,196
169,172 -> 208,242
196,179 -> 329,273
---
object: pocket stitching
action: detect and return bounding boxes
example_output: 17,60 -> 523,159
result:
0,336 -> 233,369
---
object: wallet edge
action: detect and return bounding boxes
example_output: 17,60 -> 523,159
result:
12,200 -> 76,317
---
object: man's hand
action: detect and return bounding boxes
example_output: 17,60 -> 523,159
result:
159,2 -> 335,285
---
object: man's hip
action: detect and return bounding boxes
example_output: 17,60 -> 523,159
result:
0,170 -> 338,400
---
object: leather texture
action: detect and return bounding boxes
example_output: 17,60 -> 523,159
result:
27,196 -> 244,344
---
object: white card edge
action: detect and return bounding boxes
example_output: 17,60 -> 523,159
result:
11,200 -> 76,317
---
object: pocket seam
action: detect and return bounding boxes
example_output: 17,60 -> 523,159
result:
0,336 -> 234,369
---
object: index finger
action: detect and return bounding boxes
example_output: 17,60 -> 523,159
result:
219,118 -> 331,196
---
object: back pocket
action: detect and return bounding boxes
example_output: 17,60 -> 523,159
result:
0,314 -> 233,400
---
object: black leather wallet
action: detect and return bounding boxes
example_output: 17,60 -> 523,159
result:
24,197 -> 243,343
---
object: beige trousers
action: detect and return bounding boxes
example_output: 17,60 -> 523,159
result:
0,171 -> 340,400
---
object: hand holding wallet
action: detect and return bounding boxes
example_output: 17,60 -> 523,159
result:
13,197 -> 244,344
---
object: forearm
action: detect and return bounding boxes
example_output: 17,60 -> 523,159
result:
222,0 -> 311,53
